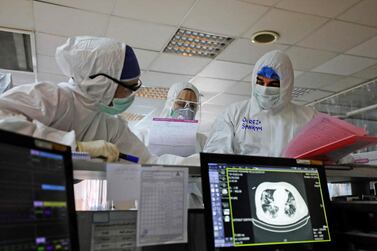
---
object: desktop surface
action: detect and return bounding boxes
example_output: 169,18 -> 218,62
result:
0,130 -> 79,250
201,153 -> 335,251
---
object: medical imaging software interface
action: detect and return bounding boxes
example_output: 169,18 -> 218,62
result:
0,143 -> 72,250
208,163 -> 331,248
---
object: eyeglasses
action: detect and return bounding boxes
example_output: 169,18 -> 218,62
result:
174,99 -> 198,110
89,73 -> 142,92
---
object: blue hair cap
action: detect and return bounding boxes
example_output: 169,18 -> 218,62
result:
120,45 -> 141,81
257,66 -> 280,80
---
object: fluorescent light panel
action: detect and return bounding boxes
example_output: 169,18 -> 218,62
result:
164,28 -> 234,58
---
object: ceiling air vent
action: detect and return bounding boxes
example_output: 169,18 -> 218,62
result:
164,28 -> 234,58
135,86 -> 169,100
292,87 -> 314,98
119,112 -> 145,122
0,28 -> 36,73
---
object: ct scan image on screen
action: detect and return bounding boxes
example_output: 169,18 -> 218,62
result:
208,163 -> 331,248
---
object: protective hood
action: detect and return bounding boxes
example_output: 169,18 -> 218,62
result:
250,50 -> 294,111
56,36 -> 125,106
160,82 -> 200,118
0,73 -> 13,94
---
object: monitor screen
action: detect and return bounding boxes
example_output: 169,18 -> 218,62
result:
0,130 -> 79,250
201,153 -> 333,251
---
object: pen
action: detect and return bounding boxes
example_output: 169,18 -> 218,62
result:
119,153 -> 139,163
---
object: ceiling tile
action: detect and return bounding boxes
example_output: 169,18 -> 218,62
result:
242,73 -> 252,81
296,89 -> 333,103
217,39 -> 288,64
201,103 -> 226,114
339,0 -> 377,27
294,70 -> 304,78
37,55 -> 62,75
238,0 -> 280,6
134,49 -> 159,70
346,36 -> 377,59
0,0 -> 33,30
33,2 -> 108,37
285,46 -> 338,71
312,54 -> 377,76
41,0 -> 116,14
298,20 -> 377,53
319,77 -> 365,92
224,81 -> 252,96
113,0 -> 195,26
200,92 -> 220,104
352,63 -> 377,80
141,71 -> 193,88
183,0 -> 268,36
192,77 -> 237,93
295,72 -> 343,88
207,93 -> 249,106
37,72 -> 68,84
243,9 -> 327,44
276,0 -> 359,18
36,33 -> 67,57
199,60 -> 252,81
106,16 -> 176,51
149,54 -> 210,75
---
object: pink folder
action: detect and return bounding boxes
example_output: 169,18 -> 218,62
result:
283,113 -> 377,161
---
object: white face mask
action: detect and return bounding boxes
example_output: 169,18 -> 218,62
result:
254,84 -> 280,110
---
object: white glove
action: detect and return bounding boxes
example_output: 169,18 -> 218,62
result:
76,140 -> 119,162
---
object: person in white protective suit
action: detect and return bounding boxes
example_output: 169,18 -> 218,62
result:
160,82 -> 199,120
0,36 -> 151,163
0,73 -> 13,94
204,50 -> 317,156
134,81 -> 207,150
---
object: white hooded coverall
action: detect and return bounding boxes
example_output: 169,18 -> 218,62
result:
0,36 -> 151,163
204,50 -> 317,157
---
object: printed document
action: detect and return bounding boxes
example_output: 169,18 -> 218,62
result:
149,118 -> 198,157
107,164 -> 141,202
91,211 -> 139,251
137,167 -> 188,246
283,113 -> 377,160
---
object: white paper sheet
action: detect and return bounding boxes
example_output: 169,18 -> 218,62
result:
91,211 -> 139,251
107,164 -> 141,202
137,167 -> 188,246
148,118 -> 198,157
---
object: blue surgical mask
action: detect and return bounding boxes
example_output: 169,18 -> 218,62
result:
171,108 -> 195,120
254,85 -> 280,110
99,95 -> 135,115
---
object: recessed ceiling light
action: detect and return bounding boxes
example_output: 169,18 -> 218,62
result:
164,28 -> 234,58
251,31 -> 279,44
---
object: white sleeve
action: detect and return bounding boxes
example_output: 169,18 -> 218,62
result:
0,111 -> 76,148
203,111 -> 235,154
111,118 -> 152,164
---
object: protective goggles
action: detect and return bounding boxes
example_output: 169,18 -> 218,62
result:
89,73 -> 142,92
173,99 -> 198,110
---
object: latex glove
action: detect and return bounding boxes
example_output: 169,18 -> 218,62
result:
77,140 -> 119,162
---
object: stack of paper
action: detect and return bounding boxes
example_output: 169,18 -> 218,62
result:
149,118 -> 198,157
283,113 -> 377,161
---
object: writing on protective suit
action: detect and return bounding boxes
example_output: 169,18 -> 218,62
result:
241,117 -> 262,131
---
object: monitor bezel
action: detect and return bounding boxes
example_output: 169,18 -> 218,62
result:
200,152 -> 335,251
0,129 -> 80,250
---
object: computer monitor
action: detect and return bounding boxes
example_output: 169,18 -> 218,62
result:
0,129 -> 79,250
200,153 -> 334,251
